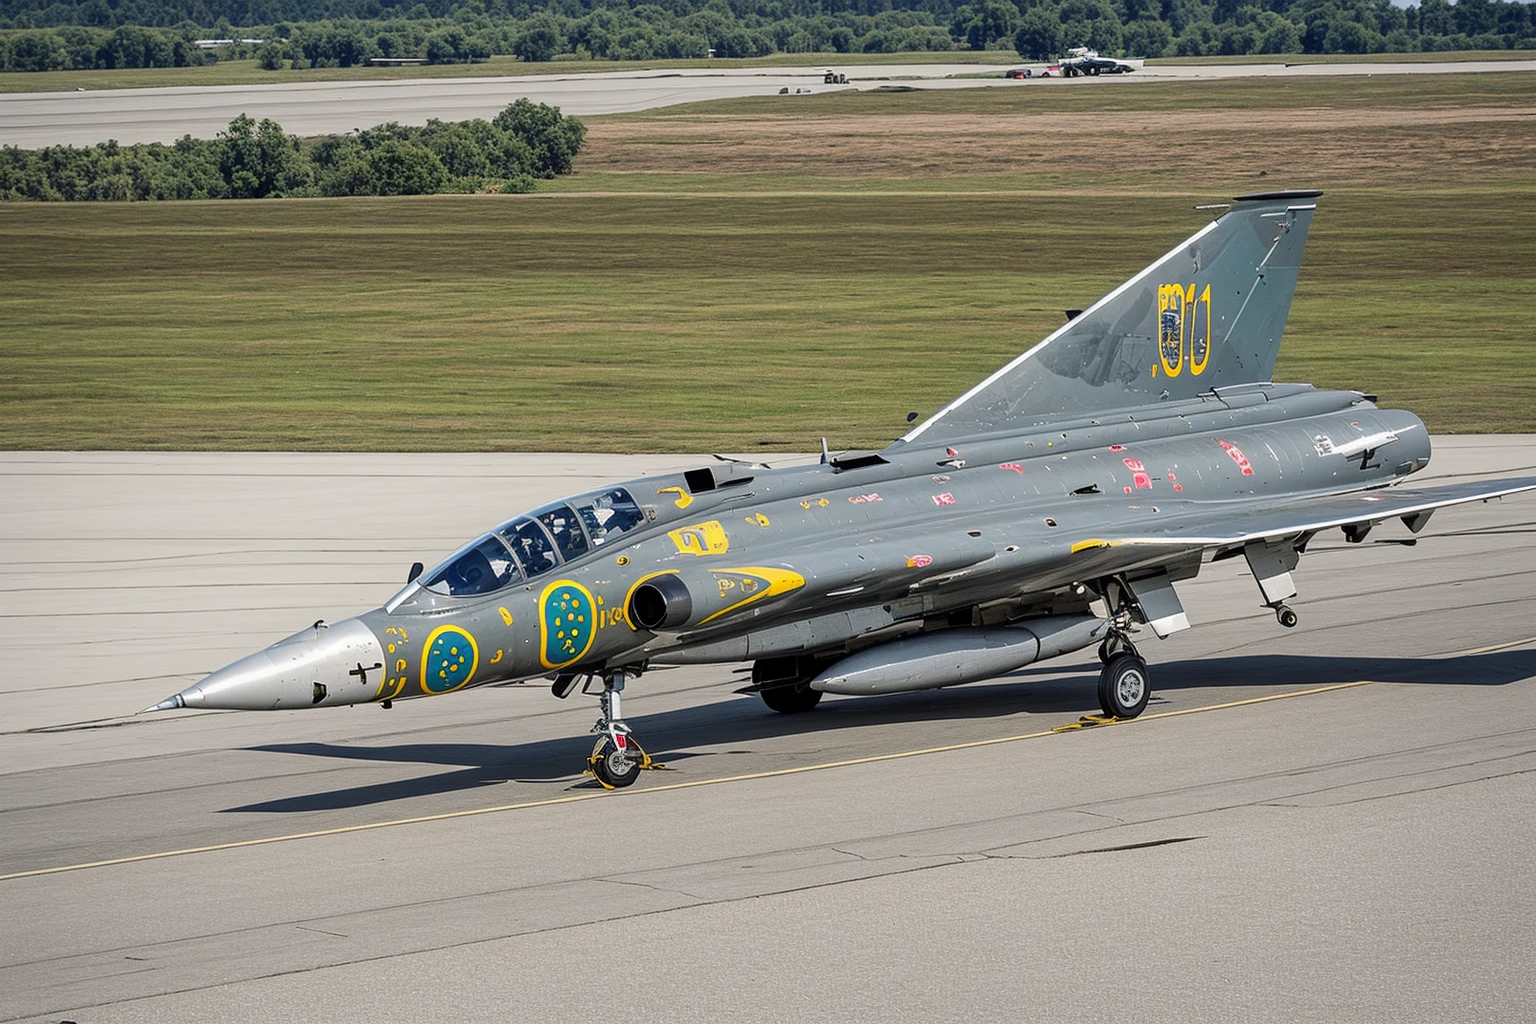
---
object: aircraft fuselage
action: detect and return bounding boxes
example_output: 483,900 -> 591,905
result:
170,387 -> 1424,714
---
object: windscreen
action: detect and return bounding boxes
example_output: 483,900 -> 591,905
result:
422,535 -> 521,597
422,488 -> 646,598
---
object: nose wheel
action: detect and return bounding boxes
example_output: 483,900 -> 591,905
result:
588,734 -> 651,789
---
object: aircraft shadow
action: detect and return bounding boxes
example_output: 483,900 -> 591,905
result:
228,648 -> 1532,814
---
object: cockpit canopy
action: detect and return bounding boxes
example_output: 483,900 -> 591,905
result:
422,487 -> 645,597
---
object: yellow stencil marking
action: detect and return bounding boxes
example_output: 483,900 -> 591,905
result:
668,520 -> 729,557
657,486 -> 693,510
698,567 -> 806,624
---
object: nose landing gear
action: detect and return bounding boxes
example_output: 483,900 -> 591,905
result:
586,668 -> 663,789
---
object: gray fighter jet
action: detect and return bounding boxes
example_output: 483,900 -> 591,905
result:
148,190 -> 1536,788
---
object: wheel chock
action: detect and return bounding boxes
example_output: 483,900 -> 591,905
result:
1052,714 -> 1119,733
584,741 -> 671,789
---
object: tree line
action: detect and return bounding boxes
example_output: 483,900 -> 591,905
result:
0,98 -> 584,200
1,0 -> 1533,73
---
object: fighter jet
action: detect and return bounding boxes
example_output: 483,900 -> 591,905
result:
148,190 -> 1535,788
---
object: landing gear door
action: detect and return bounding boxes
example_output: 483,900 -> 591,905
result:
1125,571 -> 1191,639
1243,538 -> 1300,607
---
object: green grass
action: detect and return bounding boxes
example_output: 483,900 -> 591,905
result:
3,186 -> 1533,451
0,51 -> 1006,94
3,69 -> 1534,449
606,68 -> 1536,118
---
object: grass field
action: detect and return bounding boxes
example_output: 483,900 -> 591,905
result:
2,72 -> 1534,451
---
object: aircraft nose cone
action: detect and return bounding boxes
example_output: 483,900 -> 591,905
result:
148,618 -> 386,712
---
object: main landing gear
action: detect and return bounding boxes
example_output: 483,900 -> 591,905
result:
586,668 -> 661,789
1098,652 -> 1151,719
1095,623 -> 1150,719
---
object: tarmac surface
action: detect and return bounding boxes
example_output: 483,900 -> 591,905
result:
3,58 -> 1535,147
2,441 -> 1535,1022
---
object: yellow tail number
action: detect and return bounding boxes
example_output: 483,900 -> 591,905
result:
1157,283 -> 1212,378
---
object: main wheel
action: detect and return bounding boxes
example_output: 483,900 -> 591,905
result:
760,682 -> 823,714
1097,654 -> 1151,719
590,737 -> 643,788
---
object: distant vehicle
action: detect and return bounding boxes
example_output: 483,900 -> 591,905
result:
823,70 -> 848,84
1004,68 -> 1032,80
1051,47 -> 1138,77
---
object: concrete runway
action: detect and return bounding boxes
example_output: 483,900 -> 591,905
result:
3,58 -> 1535,147
1,441 -> 1534,1022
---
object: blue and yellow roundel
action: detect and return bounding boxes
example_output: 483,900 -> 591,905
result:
421,625 -> 479,695
540,580 -> 596,670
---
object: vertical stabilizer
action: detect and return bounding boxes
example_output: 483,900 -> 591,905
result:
902,191 -> 1321,444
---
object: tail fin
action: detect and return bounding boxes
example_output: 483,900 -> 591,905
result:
901,190 -> 1321,445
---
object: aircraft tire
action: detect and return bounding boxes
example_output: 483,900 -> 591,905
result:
590,738 -> 643,788
1098,654 -> 1151,719
760,682 -> 824,714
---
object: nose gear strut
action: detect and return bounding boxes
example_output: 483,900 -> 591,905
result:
586,668 -> 665,789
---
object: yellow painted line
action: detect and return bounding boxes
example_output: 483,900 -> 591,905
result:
0,679 -> 1374,883
1133,679 -> 1374,721
1442,635 -> 1536,658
